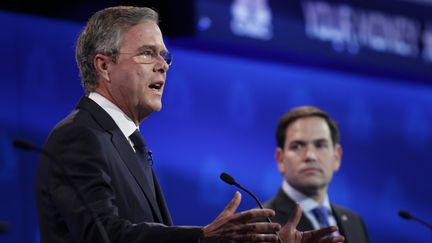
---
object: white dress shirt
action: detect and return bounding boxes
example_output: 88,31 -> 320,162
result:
281,180 -> 338,230
88,92 -> 139,150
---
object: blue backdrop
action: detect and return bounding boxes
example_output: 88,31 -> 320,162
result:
0,11 -> 431,243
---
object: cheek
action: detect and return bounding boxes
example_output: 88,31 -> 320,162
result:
319,152 -> 337,166
136,70 -> 151,88
321,161 -> 338,177
131,68 -> 149,87
282,155 -> 299,173
136,64 -> 152,77
284,152 -> 300,165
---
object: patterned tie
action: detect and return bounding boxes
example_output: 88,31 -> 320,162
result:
129,129 -> 156,198
311,206 -> 331,228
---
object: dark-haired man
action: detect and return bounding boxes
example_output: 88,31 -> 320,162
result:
265,106 -> 369,243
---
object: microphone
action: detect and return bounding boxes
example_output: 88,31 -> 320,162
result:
220,172 -> 283,243
13,138 -> 112,243
12,139 -> 34,150
220,172 -> 266,209
147,149 -> 153,166
399,210 -> 432,230
0,221 -> 8,234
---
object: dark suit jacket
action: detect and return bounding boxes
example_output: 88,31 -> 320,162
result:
36,97 -> 202,243
264,188 -> 369,243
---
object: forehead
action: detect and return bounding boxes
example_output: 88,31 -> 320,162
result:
119,21 -> 166,50
285,116 -> 331,141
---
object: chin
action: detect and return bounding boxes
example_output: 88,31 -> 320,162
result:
138,102 -> 162,117
296,179 -> 325,189
153,103 -> 162,112
147,100 -> 162,112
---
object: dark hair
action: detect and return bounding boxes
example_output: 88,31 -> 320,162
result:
76,6 -> 159,95
275,106 -> 340,148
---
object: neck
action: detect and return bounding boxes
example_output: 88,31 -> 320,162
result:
310,191 -> 325,203
298,186 -> 327,204
94,88 -> 143,126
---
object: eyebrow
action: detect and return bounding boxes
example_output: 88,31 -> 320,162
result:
289,140 -> 306,145
314,138 -> 329,143
289,138 -> 329,144
136,45 -> 168,55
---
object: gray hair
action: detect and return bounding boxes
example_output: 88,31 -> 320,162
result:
76,6 -> 159,95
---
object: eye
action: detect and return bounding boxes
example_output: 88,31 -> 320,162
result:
139,49 -> 155,57
315,140 -> 329,149
290,142 -> 304,151
161,52 -> 172,65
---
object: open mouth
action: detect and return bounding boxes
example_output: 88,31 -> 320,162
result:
149,81 -> 163,92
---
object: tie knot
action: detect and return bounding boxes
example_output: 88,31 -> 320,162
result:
312,206 -> 329,215
129,129 -> 146,152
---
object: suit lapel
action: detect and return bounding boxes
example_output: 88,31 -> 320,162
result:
272,189 -> 314,231
152,170 -> 173,225
272,187 -> 362,243
332,205 -> 350,242
111,130 -> 163,222
77,97 -> 163,223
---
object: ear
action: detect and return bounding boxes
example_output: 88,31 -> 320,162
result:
94,54 -> 111,82
332,144 -> 343,172
275,147 -> 285,174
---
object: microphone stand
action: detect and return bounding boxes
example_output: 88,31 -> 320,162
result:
220,172 -> 283,243
399,210 -> 432,230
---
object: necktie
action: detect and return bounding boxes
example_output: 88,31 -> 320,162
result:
311,206 -> 331,228
129,129 -> 156,198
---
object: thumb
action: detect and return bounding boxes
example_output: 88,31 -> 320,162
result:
279,203 -> 302,242
286,203 -> 302,227
216,191 -> 242,219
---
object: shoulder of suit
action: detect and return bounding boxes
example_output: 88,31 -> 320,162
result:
264,189 -> 297,213
332,203 -> 364,220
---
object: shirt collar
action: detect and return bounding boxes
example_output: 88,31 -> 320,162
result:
88,92 -> 139,138
281,180 -> 332,213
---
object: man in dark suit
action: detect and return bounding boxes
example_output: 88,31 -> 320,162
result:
264,106 -> 369,243
35,6 -> 283,243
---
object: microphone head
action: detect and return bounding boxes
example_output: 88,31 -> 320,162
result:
13,138 -> 35,150
399,210 -> 412,220
0,221 -> 9,233
220,172 -> 236,185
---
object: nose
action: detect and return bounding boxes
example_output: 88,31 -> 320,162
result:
304,145 -> 317,163
153,55 -> 169,73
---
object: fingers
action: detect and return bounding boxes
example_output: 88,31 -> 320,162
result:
232,222 -> 281,242
233,222 -> 281,234
215,191 -> 242,220
202,221 -> 281,243
201,192 -> 281,243
321,234 -> 345,243
278,202 -> 302,240
216,222 -> 280,242
307,226 -> 338,239
277,203 -> 345,243
231,208 -> 276,223
286,203 -> 302,227
225,192 -> 242,215
225,233 -> 280,242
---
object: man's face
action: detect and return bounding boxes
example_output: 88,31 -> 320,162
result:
276,116 -> 342,196
101,21 -> 169,124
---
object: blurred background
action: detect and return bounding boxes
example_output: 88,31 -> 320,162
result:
0,0 -> 431,242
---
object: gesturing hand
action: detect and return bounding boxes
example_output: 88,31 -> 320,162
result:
201,191 -> 281,243
279,204 -> 345,243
